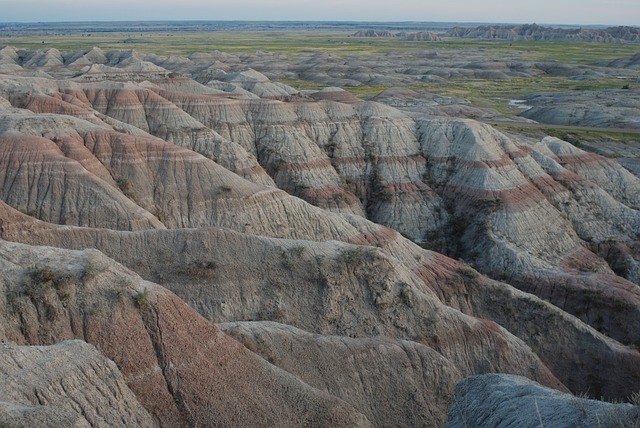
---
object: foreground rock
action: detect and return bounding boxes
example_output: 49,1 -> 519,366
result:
0,45 -> 639,423
0,69 -> 639,402
0,240 -> 370,427
0,340 -> 155,428
4,203 -> 640,402
221,321 -> 459,427
445,374 -> 640,428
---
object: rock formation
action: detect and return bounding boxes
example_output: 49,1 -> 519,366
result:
0,341 -> 155,427
220,321 -> 460,427
598,52 -> 640,69
0,240 -> 371,427
352,30 -> 442,41
0,45 -> 639,425
404,31 -> 442,42
445,374 -> 640,428
447,24 -> 640,43
353,30 -> 396,37
520,89 -> 640,129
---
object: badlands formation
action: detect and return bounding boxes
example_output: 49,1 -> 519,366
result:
0,41 -> 639,427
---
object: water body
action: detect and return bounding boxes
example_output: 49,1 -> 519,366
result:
508,99 -> 532,110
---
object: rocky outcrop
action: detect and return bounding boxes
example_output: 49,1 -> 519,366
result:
0,240 -> 371,427
220,321 -> 460,427
0,203 -> 567,387
5,43 -> 632,104
213,69 -> 299,98
463,275 -> 640,400
353,30 -> 395,37
445,374 -> 640,428
4,201 -> 640,402
417,118 -> 640,345
598,52 -> 640,69
352,30 -> 442,41
447,24 -> 640,43
0,341 -> 155,428
404,31 -> 442,42
0,115 -> 165,231
4,42 -> 633,94
1,72 -> 638,321
519,90 -> 640,129
64,47 -> 108,66
309,87 -> 361,103
1,46 -> 639,422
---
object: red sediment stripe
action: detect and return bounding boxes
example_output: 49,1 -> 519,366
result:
326,157 -> 368,168
21,94 -> 92,118
553,153 -> 606,166
347,226 -> 399,247
441,183 -> 547,210
297,186 -> 361,208
559,247 -> 610,272
374,155 -> 426,164
85,129 -> 206,162
427,153 -> 514,169
1,133 -> 67,149
332,155 -> 425,165
233,165 -> 269,176
386,181 -> 433,194
530,175 -> 564,190
278,159 -> 334,172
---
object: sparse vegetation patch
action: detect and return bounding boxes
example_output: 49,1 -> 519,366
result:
134,288 -> 150,309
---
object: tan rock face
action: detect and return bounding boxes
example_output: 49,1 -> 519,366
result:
445,374 -> 640,428
0,47 -> 639,423
0,231 -> 575,425
0,206 -> 565,385
0,340 -> 156,428
0,129 -> 164,231
220,321 -> 460,427
2,189 -> 638,401
0,240 -> 371,427
6,205 -> 640,402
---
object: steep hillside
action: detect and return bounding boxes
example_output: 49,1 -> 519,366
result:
445,374 -> 640,427
2,200 -> 640,402
0,340 -> 155,428
5,70 -> 636,349
0,240 -> 371,427
0,46 -> 639,425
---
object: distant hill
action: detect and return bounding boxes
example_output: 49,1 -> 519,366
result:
447,23 -> 640,43
353,29 -> 442,41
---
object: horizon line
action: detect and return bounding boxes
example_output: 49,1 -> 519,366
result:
0,19 -> 636,28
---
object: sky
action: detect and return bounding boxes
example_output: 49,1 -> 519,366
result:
0,0 -> 638,26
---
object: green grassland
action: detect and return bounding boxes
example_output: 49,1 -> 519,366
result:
3,27 -> 640,143
419,76 -> 636,113
494,123 -> 640,141
5,29 -> 639,61
4,30 -> 403,55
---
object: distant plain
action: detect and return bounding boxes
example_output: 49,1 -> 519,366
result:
3,22 -> 640,143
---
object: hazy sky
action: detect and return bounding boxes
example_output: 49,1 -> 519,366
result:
1,0 -> 638,26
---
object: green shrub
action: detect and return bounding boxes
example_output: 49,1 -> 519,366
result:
456,267 -> 479,279
339,247 -> 364,265
116,176 -> 136,199
134,288 -> 150,309
23,266 -> 57,299
30,267 -> 56,284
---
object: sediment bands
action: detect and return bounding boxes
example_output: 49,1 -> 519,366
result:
0,46 -> 638,427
